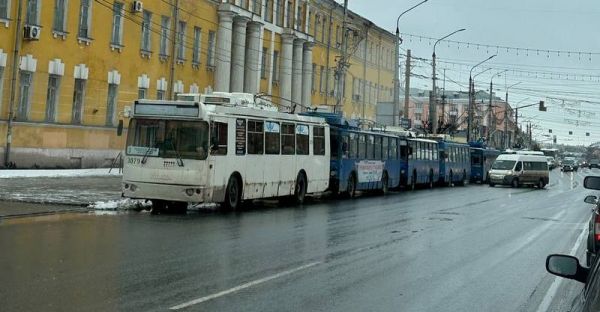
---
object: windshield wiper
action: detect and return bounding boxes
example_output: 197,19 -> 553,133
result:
167,140 -> 185,167
140,145 -> 154,165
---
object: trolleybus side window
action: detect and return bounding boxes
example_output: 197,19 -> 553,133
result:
282,123 -> 295,155
382,137 -> 389,160
366,135 -> 374,159
349,133 -> 357,158
359,134 -> 366,159
340,134 -> 348,158
389,138 -> 397,160
265,121 -> 281,155
374,136 -> 382,160
247,120 -> 264,154
313,126 -> 325,156
296,124 -> 309,155
210,122 -> 228,155
331,131 -> 340,158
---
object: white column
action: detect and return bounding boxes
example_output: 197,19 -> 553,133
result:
291,38 -> 305,109
230,16 -> 249,92
301,42 -> 313,111
267,31 -> 275,95
280,33 -> 294,107
244,22 -> 263,94
215,10 -> 235,92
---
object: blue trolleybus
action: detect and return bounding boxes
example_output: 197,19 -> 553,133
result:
437,141 -> 471,186
470,144 -> 501,183
407,138 -> 440,189
302,112 -> 409,197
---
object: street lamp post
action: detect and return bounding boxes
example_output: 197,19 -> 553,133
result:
504,82 -> 521,148
487,70 -> 508,146
467,55 -> 496,142
395,0 -> 428,126
431,28 -> 465,134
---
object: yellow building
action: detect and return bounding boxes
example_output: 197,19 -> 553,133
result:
0,0 -> 394,168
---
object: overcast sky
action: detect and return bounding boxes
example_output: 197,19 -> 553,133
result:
344,0 -> 600,146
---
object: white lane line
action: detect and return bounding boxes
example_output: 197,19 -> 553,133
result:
169,261 -> 321,310
535,225 -> 587,312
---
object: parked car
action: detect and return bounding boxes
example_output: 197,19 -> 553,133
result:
562,159 -> 579,172
591,159 -> 600,169
488,154 -> 549,188
546,157 -> 558,170
584,176 -> 600,266
546,254 -> 595,311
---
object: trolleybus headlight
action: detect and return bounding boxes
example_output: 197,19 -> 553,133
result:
186,188 -> 195,196
129,184 -> 137,192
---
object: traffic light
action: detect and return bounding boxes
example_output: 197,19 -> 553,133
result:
549,129 -> 552,133
553,135 -> 557,143
539,101 -> 547,111
587,132 -> 591,136
569,131 -> 573,135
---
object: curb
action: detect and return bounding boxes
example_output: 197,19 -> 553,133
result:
0,208 -> 91,220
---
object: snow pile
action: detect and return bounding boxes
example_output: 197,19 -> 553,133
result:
88,198 -> 151,210
0,168 -> 122,179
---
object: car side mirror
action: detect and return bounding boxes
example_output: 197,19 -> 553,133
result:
584,176 -> 600,190
585,195 -> 598,205
546,254 -> 588,283
117,119 -> 124,136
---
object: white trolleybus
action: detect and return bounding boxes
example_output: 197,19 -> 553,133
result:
122,92 -> 330,213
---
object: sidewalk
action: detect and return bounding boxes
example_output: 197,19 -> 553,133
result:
0,169 -> 123,218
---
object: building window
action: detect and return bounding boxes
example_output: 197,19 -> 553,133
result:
26,0 -> 40,25
53,0 -> 67,32
319,66 -> 324,93
321,16 -> 326,43
160,16 -> 170,56
106,83 -> 118,126
72,78 -> 86,124
252,0 -> 261,15
260,47 -> 267,79
78,0 -> 92,39
286,1 -> 292,28
17,71 -> 33,121
138,87 -> 147,99
275,0 -> 283,26
176,20 -> 186,61
45,75 -> 61,122
207,30 -> 216,67
264,0 -> 272,22
140,10 -> 152,52
157,89 -> 164,100
0,0 -> 9,19
110,2 -> 124,46
335,25 -> 340,47
0,66 -> 4,109
192,26 -> 201,65
272,50 -> 279,82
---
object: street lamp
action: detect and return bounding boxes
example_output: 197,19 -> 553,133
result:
431,28 -> 465,134
467,54 -> 496,142
503,81 -> 521,148
486,70 -> 508,145
394,0 -> 428,125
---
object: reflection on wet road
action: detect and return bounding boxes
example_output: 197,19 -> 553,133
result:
0,169 -> 597,311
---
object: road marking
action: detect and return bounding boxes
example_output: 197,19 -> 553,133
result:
169,261 -> 321,310
535,225 -> 587,312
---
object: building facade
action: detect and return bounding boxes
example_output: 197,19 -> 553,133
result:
0,0 -> 395,168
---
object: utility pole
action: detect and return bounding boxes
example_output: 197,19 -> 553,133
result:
504,91 -> 509,149
334,0 -> 349,114
404,49 -> 411,121
467,76 -> 473,142
430,52 -> 437,134
487,80 -> 493,144
168,0 -> 180,100
440,69 -> 446,131
4,0 -> 25,167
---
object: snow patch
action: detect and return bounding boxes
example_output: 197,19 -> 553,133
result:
88,198 -> 151,210
0,169 -> 122,179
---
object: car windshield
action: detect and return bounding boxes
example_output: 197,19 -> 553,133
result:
563,159 -> 575,165
126,119 -> 209,160
492,160 -> 516,170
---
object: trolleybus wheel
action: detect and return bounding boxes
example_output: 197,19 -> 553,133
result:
347,173 -> 357,198
428,170 -> 434,189
223,175 -> 241,211
448,171 -> 453,187
411,171 -> 417,191
381,171 -> 389,195
459,171 -> 467,186
294,172 -> 307,205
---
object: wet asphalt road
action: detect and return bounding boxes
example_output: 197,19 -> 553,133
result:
0,169 -> 597,312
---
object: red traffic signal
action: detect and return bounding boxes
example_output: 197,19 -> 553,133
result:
539,101 -> 547,111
